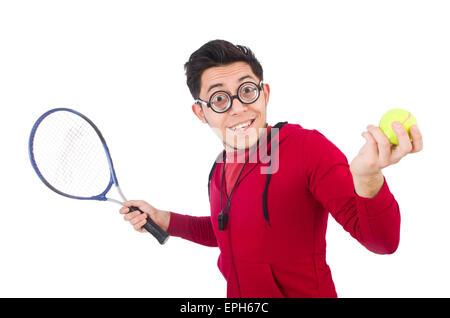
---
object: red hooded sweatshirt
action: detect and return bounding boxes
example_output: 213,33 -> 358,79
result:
167,123 -> 400,298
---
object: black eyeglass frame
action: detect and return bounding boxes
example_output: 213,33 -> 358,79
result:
195,81 -> 264,114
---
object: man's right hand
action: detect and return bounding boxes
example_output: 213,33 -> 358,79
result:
120,200 -> 170,233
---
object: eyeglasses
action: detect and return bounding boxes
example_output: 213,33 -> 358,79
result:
195,81 -> 264,113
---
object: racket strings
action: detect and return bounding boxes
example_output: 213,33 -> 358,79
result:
32,111 -> 112,198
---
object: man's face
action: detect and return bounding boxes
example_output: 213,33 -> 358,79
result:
192,61 -> 270,151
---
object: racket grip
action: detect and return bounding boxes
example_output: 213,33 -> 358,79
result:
129,206 -> 170,245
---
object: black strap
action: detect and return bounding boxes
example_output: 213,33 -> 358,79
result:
208,121 -> 288,225
208,151 -> 225,200
218,150 -> 252,231
262,121 -> 287,226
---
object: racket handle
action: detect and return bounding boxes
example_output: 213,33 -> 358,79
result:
129,206 -> 170,245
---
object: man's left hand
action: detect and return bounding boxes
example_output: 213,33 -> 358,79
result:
350,122 -> 423,197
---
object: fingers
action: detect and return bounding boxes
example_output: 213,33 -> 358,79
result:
122,210 -> 148,232
409,125 -> 424,153
123,210 -> 141,221
361,130 -> 377,146
120,200 -> 153,233
122,200 -> 153,214
134,219 -> 148,233
360,130 -> 378,163
119,206 -> 130,214
130,214 -> 147,227
366,122 -> 422,167
386,121 -> 412,163
366,125 -> 392,167
127,214 -> 147,232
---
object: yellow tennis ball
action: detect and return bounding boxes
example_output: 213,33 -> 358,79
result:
379,108 -> 418,145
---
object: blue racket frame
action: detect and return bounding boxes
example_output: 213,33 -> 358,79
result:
28,107 -> 118,201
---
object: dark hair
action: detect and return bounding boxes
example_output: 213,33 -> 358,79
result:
184,39 -> 264,99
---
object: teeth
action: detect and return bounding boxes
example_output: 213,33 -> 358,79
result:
229,120 -> 253,131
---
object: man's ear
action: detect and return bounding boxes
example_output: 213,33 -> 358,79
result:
192,103 -> 207,123
262,83 -> 270,105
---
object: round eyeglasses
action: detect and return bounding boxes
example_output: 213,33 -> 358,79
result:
195,81 -> 264,113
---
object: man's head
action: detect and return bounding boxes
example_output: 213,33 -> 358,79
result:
185,40 -> 270,151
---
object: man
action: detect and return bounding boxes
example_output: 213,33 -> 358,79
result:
119,40 -> 423,297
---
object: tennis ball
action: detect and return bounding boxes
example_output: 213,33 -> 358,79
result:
379,108 -> 417,145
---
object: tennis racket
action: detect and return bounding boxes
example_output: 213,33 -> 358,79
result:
28,108 -> 169,245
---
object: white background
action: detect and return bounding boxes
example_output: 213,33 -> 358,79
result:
0,0 -> 449,298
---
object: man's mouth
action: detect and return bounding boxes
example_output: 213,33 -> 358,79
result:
226,118 -> 256,133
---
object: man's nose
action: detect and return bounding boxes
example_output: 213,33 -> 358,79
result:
228,96 -> 248,115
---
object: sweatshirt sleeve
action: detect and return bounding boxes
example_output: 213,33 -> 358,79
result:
167,212 -> 218,247
303,129 -> 401,254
